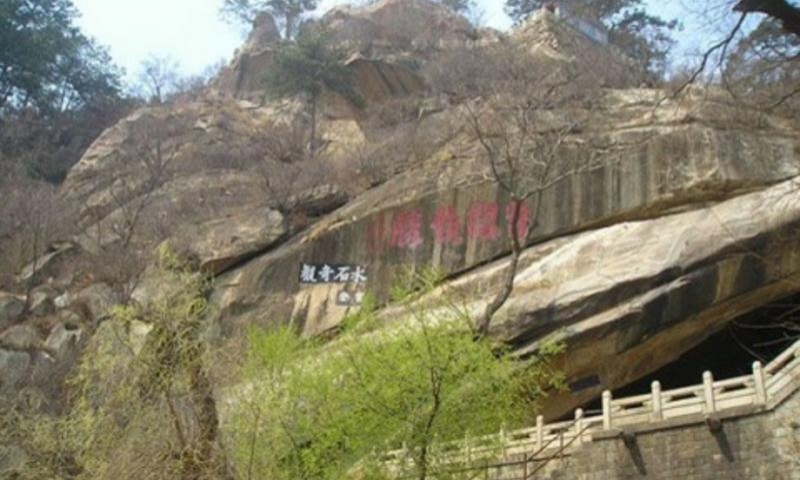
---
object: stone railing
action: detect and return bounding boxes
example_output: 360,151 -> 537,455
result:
382,338 -> 800,477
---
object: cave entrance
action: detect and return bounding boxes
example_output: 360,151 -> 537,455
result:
601,291 -> 799,401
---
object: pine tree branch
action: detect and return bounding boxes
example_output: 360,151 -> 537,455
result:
735,0 -> 800,39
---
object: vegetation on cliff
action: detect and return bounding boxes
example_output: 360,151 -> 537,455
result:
229,270 -> 563,479
1,0 -> 800,478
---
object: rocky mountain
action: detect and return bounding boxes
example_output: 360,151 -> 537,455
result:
2,0 -> 799,424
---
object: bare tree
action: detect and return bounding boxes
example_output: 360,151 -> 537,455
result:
674,0 -> 800,108
458,48 -> 601,336
84,113 -> 187,303
137,55 -> 181,104
112,113 -> 184,249
224,120 -> 337,233
0,171 -> 75,306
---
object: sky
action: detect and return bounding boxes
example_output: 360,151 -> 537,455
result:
70,0 -> 734,86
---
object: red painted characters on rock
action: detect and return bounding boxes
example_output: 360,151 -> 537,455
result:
390,209 -> 424,250
430,205 -> 463,246
369,201 -> 533,254
467,202 -> 500,241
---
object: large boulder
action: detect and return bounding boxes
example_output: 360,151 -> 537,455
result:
166,207 -> 286,275
0,349 -> 29,395
0,293 -> 25,332
212,90 -> 800,336
60,100 -> 308,282
0,324 -> 46,353
73,283 -> 117,324
45,322 -> 83,360
322,0 -> 480,54
444,178 -> 800,418
512,8 -> 640,88
28,289 -> 55,318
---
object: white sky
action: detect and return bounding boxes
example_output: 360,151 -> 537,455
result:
70,0 -> 723,86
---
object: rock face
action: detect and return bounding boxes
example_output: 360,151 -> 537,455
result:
445,178 -> 800,417
73,283 -> 117,324
322,0 -> 480,55
59,99 -> 303,283
512,9 -> 640,88
345,56 -> 426,104
166,207 -> 286,275
0,293 -> 25,332
212,0 -> 458,104
213,90 -> 800,335
14,0 -> 798,423
247,12 -> 281,49
0,349 -> 30,395
207,85 -> 799,418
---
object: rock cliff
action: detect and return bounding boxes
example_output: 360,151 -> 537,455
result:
2,0 -> 800,421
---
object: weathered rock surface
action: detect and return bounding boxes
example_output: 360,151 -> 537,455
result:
443,178 -> 800,417
213,0 -> 456,103
0,348 -> 30,395
166,207 -> 286,275
212,90 -> 800,336
0,324 -> 44,351
0,293 -> 25,332
246,12 -> 281,49
60,100 -> 304,284
74,283 -> 117,323
322,0 -> 480,55
28,290 -> 54,318
15,241 -> 76,284
20,0 -> 799,422
288,184 -> 350,218
512,8 -> 639,88
45,323 -> 83,359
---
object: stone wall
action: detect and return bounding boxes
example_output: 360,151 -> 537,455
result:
535,389 -> 800,480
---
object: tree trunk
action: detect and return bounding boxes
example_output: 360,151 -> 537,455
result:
309,94 -> 318,153
179,322 -> 228,480
285,13 -> 295,40
474,199 -> 525,338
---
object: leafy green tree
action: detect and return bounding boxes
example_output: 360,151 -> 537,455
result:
504,0 -> 678,80
222,0 -> 318,39
0,0 -> 122,114
231,271 -> 564,479
264,29 -> 364,149
0,0 -> 129,181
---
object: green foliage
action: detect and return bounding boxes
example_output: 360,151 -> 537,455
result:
504,0 -> 678,79
264,29 -> 364,107
264,28 -> 364,146
0,0 -> 131,182
230,271 -> 564,479
0,0 -> 122,114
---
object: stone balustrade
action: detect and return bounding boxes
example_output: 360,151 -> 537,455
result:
381,338 -> 800,478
